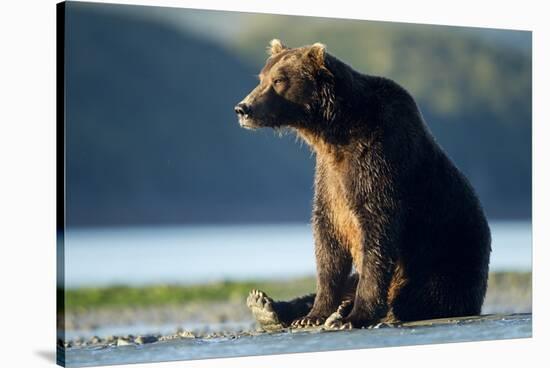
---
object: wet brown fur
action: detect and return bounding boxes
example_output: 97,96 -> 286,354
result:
236,40 -> 491,327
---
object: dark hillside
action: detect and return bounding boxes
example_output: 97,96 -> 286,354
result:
65,3 -> 531,226
66,3 -> 314,226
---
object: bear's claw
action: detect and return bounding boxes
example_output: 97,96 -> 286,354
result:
324,312 -> 353,330
290,316 -> 325,328
323,299 -> 354,330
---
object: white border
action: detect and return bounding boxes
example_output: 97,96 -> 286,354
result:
1,0 -> 548,367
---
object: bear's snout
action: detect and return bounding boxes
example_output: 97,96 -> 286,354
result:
235,102 -> 259,130
234,103 -> 251,117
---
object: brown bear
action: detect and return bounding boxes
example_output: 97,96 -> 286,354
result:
235,39 -> 491,330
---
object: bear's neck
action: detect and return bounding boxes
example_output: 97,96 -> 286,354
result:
294,58 -> 380,157
295,126 -> 379,165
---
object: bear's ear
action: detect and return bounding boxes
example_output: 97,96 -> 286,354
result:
307,42 -> 326,66
267,39 -> 287,56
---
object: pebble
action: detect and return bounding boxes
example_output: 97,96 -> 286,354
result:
116,337 -> 132,346
178,330 -> 196,339
65,327 -> 233,348
135,335 -> 159,344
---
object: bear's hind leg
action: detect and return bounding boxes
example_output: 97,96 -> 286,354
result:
246,289 -> 315,331
247,274 -> 359,331
389,274 -> 486,323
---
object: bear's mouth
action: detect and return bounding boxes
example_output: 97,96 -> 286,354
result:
238,115 -> 261,130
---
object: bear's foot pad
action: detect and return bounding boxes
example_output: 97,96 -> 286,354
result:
246,289 -> 286,332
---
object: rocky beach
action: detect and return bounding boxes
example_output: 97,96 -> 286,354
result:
61,272 -> 531,349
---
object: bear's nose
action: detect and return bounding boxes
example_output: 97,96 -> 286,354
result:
234,103 -> 251,116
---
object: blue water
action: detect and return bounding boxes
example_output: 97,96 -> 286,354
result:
64,314 -> 532,367
62,223 -> 532,367
63,221 -> 531,288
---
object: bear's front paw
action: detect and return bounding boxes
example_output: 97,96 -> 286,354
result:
340,311 -> 375,329
290,315 -> 326,328
324,311 -> 353,330
324,299 -> 354,330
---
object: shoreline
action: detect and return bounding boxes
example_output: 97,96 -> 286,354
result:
61,271 -> 531,345
62,313 -> 532,349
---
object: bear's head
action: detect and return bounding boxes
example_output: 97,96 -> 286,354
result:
235,39 -> 336,131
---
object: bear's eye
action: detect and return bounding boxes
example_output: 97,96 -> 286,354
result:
273,78 -> 285,85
